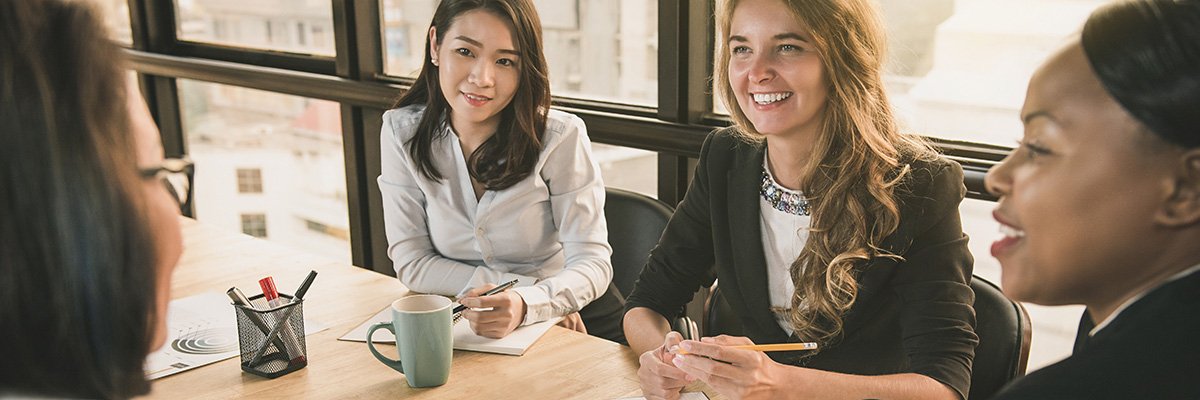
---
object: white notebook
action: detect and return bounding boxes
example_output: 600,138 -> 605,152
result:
339,306 -> 560,356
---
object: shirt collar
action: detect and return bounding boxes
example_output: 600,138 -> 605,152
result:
1090,262 -> 1200,336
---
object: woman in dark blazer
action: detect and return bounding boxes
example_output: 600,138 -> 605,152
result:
987,1 -> 1200,398
623,0 -> 977,399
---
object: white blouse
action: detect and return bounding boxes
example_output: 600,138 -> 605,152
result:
378,105 -> 613,326
759,157 -> 811,335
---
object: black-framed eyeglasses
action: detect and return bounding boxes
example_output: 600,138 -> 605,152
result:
140,157 -> 194,208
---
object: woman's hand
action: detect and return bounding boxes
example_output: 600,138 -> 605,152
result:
670,335 -> 795,400
460,284 -> 527,338
637,331 -> 693,400
557,312 -> 588,334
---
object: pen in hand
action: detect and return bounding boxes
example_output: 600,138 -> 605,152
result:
452,278 -> 520,315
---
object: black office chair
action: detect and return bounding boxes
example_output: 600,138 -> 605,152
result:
702,275 -> 1031,400
604,187 -> 674,298
967,275 -> 1032,400
603,187 -> 697,338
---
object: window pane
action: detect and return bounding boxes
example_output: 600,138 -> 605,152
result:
880,0 -> 1108,146
960,198 -> 1084,372
380,0 -> 659,106
89,0 -> 132,44
178,80 -> 351,263
712,0 -> 1109,146
175,0 -> 336,56
592,143 -> 657,198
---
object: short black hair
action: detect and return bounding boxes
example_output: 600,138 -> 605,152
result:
1082,0 -> 1200,149
0,0 -> 160,398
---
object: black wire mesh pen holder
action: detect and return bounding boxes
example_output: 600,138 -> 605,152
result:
234,294 -> 308,378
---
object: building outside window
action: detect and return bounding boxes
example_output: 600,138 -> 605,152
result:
179,79 -> 351,263
240,213 -> 267,238
174,0 -> 336,56
236,168 -> 263,193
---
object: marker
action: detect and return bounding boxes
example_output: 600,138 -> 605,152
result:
259,277 -> 285,308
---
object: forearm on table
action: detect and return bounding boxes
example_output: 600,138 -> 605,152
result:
624,307 -> 673,356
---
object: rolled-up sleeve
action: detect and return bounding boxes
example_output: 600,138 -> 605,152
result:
512,114 -> 613,325
891,162 -> 977,400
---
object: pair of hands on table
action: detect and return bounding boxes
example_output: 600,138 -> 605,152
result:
459,283 -> 586,338
638,332 -> 793,400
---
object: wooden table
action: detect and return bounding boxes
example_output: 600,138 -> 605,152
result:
146,219 -> 712,399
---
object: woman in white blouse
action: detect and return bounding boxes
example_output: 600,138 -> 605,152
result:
377,0 -> 624,343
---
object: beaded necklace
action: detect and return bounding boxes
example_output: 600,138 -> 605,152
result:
760,162 -> 811,216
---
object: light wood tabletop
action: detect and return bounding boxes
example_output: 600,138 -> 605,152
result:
145,218 -> 714,399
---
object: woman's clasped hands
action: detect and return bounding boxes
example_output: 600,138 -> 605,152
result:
639,332 -> 798,400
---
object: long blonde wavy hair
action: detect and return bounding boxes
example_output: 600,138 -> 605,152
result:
714,0 -> 937,348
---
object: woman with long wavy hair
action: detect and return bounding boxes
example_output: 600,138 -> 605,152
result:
623,0 -> 976,398
378,0 -> 624,343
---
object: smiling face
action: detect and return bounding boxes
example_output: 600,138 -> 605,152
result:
985,42 -> 1180,310
430,9 -> 521,137
726,0 -> 828,140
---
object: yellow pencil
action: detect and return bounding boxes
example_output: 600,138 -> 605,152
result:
675,342 -> 818,355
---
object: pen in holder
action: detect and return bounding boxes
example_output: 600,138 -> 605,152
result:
234,293 -> 307,378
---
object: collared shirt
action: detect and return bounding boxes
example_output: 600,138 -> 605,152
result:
378,105 -> 612,326
1089,262 -> 1200,336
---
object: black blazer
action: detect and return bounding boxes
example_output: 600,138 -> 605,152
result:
992,269 -> 1200,399
626,128 -> 978,398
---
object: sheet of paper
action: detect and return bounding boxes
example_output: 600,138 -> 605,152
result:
143,292 -> 329,380
339,305 -> 560,355
618,392 -> 710,400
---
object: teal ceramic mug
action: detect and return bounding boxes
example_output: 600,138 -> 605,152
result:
367,295 -> 453,387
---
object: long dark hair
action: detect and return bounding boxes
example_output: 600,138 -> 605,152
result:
1082,0 -> 1200,149
0,0 -> 159,398
393,0 -> 551,190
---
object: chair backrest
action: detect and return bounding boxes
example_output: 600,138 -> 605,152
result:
603,187 -> 674,298
703,275 -> 1031,400
967,275 -> 1032,400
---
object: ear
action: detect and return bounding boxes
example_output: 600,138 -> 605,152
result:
1156,149 -> 1200,227
428,26 -> 440,66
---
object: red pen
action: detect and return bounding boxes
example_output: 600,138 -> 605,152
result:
258,277 -> 285,308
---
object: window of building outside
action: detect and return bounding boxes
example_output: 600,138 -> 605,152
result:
240,213 -> 268,237
90,0 -> 133,44
379,0 -> 660,198
236,168 -> 264,193
712,0 -> 1106,372
178,79 -> 351,263
174,0 -> 336,56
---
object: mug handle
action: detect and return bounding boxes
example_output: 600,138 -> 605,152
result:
366,322 -> 404,373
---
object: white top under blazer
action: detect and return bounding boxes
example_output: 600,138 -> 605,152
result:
378,104 -> 613,326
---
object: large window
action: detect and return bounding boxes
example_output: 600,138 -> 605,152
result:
178,80 -> 351,262
380,0 -> 659,106
175,0 -> 336,56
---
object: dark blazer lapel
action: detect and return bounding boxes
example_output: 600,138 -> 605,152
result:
725,145 -> 787,339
